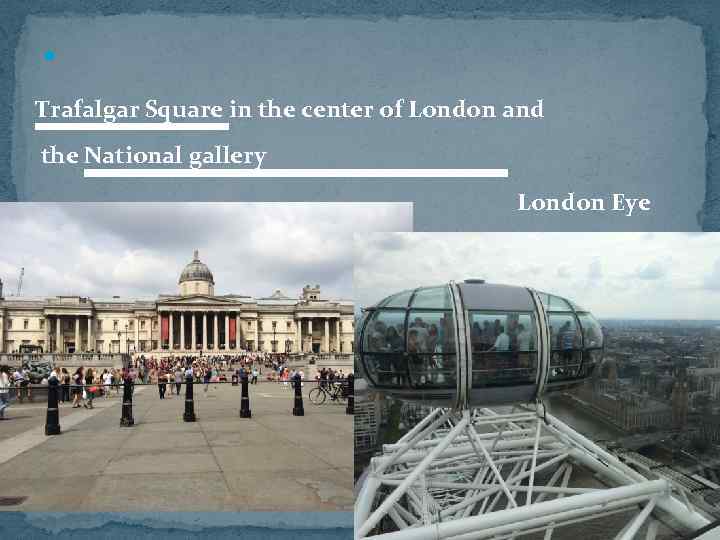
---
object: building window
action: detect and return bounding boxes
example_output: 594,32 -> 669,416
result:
97,320 -> 103,331
129,320 -> 134,330
23,319 -> 29,330
286,321 -> 291,330
140,320 -> 146,329
247,321 -> 251,329
113,320 -> 118,331
258,321 -> 263,331
7,319 -> 12,329
39,319 -> 45,329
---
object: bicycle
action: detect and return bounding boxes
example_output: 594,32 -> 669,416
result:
308,380 -> 347,405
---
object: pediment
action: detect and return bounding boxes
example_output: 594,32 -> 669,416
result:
157,295 -> 238,305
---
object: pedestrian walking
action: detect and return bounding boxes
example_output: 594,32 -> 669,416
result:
0,366 -> 10,420
72,367 -> 85,408
158,371 -> 167,399
85,368 -> 96,409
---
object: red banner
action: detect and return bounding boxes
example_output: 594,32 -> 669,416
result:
229,317 -> 237,342
161,314 -> 169,342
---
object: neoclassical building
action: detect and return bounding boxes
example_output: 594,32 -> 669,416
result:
0,251 -> 354,355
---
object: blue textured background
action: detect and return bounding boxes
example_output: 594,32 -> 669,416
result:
0,512 -> 352,538
0,1 -> 718,230
0,1 -> 717,534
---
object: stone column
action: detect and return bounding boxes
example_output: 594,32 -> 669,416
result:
324,318 -> 330,353
308,319 -> 313,352
213,313 -> 219,351
296,319 -> 302,353
87,317 -> 93,352
335,319 -> 340,352
44,316 -> 50,352
235,313 -> 241,350
74,317 -> 80,353
203,312 -> 208,351
180,312 -> 185,351
224,313 -> 230,350
191,313 -> 197,351
169,312 -> 174,351
254,320 -> 258,352
56,317 -> 62,353
135,316 -> 140,352
157,312 -> 162,350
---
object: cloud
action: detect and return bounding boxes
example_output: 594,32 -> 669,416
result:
0,203 -> 411,301
703,258 -> 720,291
634,259 -> 668,281
354,233 -> 720,319
587,258 -> 603,281
556,264 -> 571,279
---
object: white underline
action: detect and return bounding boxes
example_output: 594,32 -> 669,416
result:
34,122 -> 230,131
83,168 -> 509,178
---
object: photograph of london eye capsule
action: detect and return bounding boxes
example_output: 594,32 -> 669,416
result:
0,201 -> 412,512
354,233 -> 720,540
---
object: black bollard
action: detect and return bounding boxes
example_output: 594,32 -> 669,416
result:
345,374 -> 354,415
183,376 -> 196,422
120,376 -> 134,427
239,373 -> 251,418
292,374 -> 304,416
45,377 -> 61,436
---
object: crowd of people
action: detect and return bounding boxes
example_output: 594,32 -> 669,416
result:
0,350 -> 352,419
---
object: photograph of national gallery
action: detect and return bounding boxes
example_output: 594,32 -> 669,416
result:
0,251 -> 354,356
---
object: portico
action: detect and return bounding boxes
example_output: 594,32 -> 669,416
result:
157,304 -> 243,352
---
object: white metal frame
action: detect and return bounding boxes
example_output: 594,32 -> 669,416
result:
355,405 -> 711,540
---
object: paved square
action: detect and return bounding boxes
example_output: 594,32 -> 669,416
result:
0,382 -> 352,511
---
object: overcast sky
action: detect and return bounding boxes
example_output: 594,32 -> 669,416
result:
0,203 -> 411,301
355,232 -> 720,320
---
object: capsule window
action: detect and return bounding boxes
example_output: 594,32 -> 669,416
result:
379,290 -> 414,308
364,310 -> 405,352
406,310 -> 456,389
410,286 -> 452,309
469,311 -> 537,388
577,312 -> 603,378
547,294 -> 572,311
361,310 -> 407,388
577,313 -> 603,349
548,313 -> 583,382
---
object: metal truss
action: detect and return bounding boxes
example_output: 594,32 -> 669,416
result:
355,404 -> 712,540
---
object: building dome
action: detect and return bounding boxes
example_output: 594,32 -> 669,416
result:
179,250 -> 214,285
179,250 -> 215,296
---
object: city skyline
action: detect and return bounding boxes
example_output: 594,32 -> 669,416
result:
354,232 -> 720,320
0,202 -> 412,301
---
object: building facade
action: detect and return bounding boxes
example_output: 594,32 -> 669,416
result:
0,251 -> 354,355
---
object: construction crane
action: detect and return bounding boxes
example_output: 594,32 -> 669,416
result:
16,267 -> 24,296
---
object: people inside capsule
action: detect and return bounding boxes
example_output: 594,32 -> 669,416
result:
469,312 -> 537,387
360,283 -> 604,400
